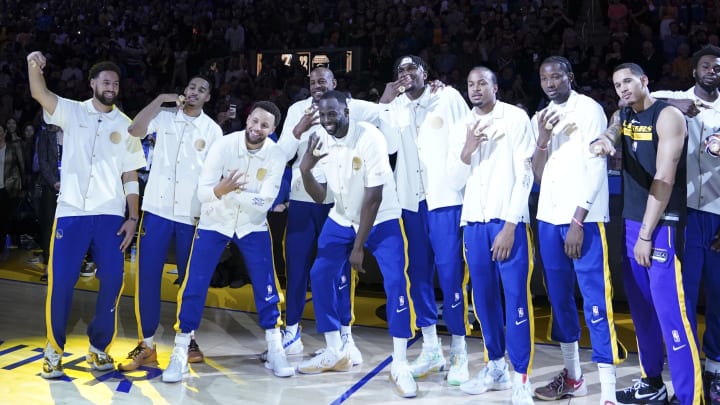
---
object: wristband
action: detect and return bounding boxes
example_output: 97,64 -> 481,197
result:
571,217 -> 584,228
123,180 -> 139,196
128,217 -> 138,222
536,143 -> 548,151
638,235 -> 652,242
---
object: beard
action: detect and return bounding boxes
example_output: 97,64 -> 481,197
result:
94,89 -> 116,106
245,131 -> 266,148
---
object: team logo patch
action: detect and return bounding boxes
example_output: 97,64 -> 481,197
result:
672,329 -> 681,343
55,229 -> 64,240
428,115 -> 444,129
194,139 -> 206,151
256,168 -> 267,181
592,305 -> 599,317
517,307 -> 525,318
110,131 -> 122,144
399,296 -> 405,306
352,157 -> 362,171
561,122 -> 578,136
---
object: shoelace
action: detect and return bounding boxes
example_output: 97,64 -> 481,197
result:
450,354 -> 465,366
169,348 -> 184,364
710,373 -> 720,393
621,379 -> 648,394
95,352 -> 111,362
126,345 -> 144,359
46,350 -> 61,365
545,372 -> 567,393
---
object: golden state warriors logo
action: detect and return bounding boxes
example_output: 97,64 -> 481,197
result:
352,157 -> 362,171
0,336 -> 169,401
561,122 -> 578,136
55,229 -> 64,240
194,139 -> 206,152
110,132 -> 122,144
428,115 -> 444,129
256,168 -> 267,181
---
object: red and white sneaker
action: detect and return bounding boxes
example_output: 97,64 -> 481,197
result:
534,368 -> 587,400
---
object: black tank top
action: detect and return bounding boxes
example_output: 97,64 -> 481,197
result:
619,101 -> 687,223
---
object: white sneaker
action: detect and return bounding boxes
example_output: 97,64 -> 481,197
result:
447,344 -> 469,386
281,327 -> 304,355
512,373 -> 534,405
409,338 -> 446,378
460,362 -> 512,395
390,362 -> 418,398
341,334 -> 363,366
297,346 -> 351,374
162,344 -> 189,383
265,349 -> 295,377
40,344 -> 65,379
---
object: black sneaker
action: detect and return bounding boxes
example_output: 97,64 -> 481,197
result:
705,371 -> 720,404
616,379 -> 669,404
187,338 -> 204,363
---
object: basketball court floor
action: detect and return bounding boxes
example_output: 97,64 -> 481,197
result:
0,248 -> 684,404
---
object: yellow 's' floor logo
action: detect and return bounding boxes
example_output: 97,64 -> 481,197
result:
0,336 -> 169,396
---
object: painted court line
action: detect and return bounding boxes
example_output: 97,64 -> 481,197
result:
330,335 -> 420,405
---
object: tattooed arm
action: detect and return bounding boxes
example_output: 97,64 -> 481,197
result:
590,109 -> 622,156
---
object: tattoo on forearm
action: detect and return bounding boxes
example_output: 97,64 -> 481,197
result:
603,110 -> 622,143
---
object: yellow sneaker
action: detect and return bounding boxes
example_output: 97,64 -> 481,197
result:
118,342 -> 157,371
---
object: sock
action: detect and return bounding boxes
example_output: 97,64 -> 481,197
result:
45,342 -> 60,355
450,335 -> 465,352
646,375 -> 664,389
341,325 -> 351,337
421,325 -> 438,347
489,357 -> 507,370
174,332 -> 191,349
325,331 -> 342,351
514,371 -> 529,384
598,363 -> 616,399
266,328 -> 282,352
143,336 -> 155,348
707,359 -> 720,374
393,337 -> 408,364
560,341 -> 581,380
286,323 -> 299,337
189,330 -> 196,340
89,344 -> 104,354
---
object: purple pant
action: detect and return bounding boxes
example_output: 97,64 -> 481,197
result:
623,219 -> 702,405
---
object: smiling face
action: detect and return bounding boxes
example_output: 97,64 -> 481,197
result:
539,62 -> 572,104
309,68 -> 336,102
244,107 -> 276,150
90,70 -> 120,106
183,77 -> 211,109
467,68 -> 497,110
318,97 -> 350,138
